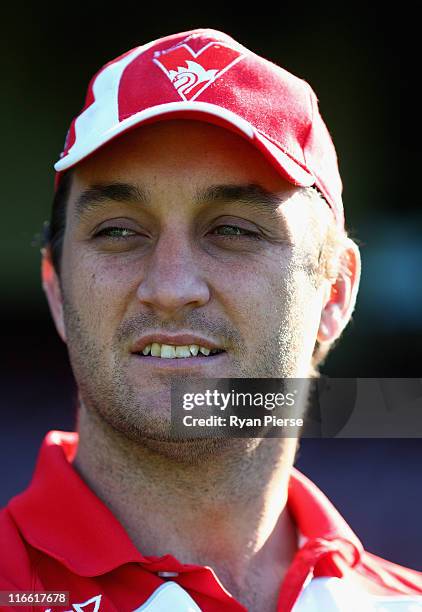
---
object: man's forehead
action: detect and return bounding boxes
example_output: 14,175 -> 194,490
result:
71,120 -> 295,191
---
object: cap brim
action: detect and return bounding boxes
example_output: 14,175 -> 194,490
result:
54,101 -> 315,188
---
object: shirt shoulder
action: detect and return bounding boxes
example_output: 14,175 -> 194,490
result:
0,506 -> 34,589
355,549 -> 422,596
295,575 -> 422,612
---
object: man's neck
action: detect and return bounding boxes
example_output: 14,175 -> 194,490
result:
73,403 -> 298,606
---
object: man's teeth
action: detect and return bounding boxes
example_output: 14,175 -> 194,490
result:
141,343 -> 218,358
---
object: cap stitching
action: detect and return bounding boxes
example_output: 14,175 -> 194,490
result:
255,128 -> 311,174
302,82 -> 315,168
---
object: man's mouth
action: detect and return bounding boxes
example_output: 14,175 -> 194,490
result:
134,343 -> 225,359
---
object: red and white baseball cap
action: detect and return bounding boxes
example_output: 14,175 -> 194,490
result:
54,28 -> 344,226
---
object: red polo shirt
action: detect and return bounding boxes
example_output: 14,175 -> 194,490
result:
1,431 -> 421,611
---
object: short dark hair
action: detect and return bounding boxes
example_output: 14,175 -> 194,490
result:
43,170 -> 73,278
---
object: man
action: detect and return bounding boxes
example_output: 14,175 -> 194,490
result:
0,28 -> 420,612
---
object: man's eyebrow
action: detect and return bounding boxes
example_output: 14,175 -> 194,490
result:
196,183 -> 283,217
73,181 -> 285,220
73,182 -> 150,220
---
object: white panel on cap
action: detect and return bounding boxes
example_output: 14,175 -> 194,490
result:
64,40 -> 160,163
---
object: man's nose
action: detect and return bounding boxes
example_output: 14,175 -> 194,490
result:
136,234 -> 210,318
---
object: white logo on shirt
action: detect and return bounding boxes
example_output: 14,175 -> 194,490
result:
45,594 -> 102,612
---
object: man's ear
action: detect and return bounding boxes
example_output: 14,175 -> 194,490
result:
41,246 -> 67,343
317,239 -> 361,343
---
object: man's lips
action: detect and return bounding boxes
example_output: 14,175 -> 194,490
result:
130,333 -> 224,354
129,333 -> 229,371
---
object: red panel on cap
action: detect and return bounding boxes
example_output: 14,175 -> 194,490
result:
117,32 -> 311,167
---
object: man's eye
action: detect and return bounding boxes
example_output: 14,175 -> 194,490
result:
94,227 -> 137,239
211,225 -> 261,239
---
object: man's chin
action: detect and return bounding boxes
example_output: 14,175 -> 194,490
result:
136,435 -> 261,464
96,403 -> 227,463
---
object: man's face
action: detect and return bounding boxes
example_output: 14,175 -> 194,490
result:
55,120 -> 330,442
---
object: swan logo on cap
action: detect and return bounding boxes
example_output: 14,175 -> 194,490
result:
153,40 -> 245,101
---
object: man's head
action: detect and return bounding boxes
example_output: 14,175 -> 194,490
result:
41,29 -> 360,452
